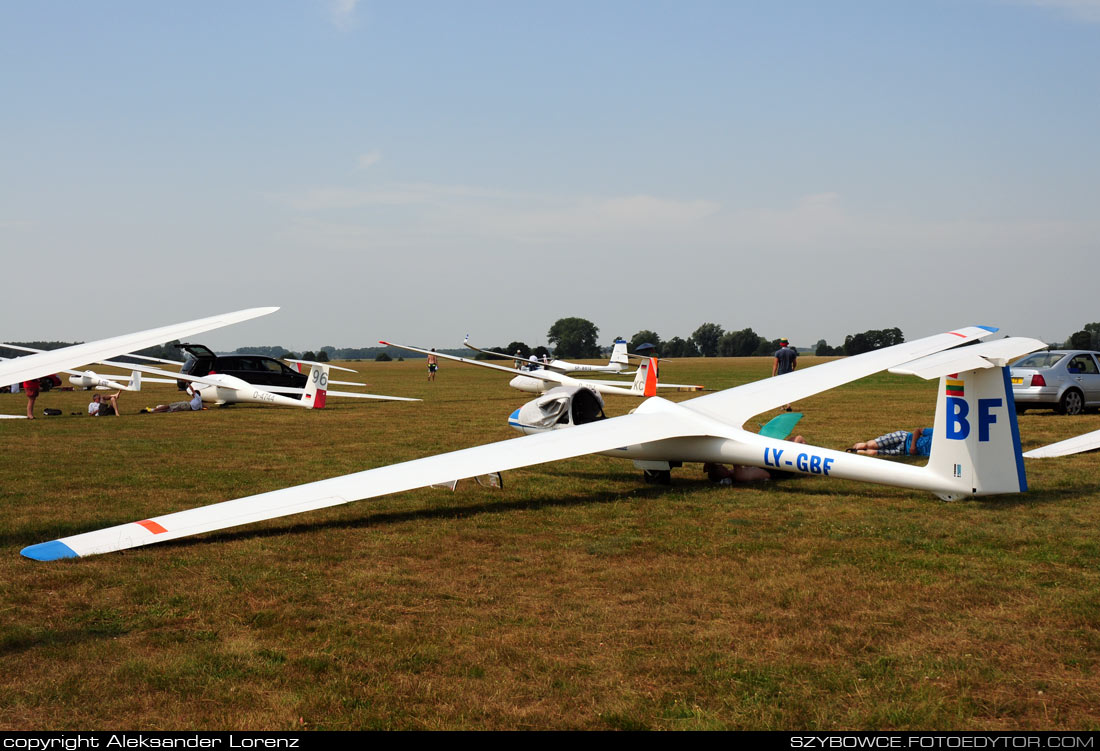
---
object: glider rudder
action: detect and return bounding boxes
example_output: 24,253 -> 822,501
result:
925,366 -> 1026,500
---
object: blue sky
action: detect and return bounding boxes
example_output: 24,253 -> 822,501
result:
2,0 -> 1098,351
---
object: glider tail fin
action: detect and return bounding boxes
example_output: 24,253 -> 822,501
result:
610,339 -> 629,366
925,366 -> 1026,500
631,357 -> 659,397
303,363 -> 329,409
129,370 -> 142,392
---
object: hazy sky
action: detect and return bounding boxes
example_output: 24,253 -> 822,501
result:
2,0 -> 1098,352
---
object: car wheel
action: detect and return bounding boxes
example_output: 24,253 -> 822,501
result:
1058,389 -> 1084,416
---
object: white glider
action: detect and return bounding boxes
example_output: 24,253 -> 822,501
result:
384,340 -> 662,397
116,360 -> 421,409
464,335 -> 636,375
462,335 -> 703,391
1,343 -> 180,392
0,308 -> 277,389
22,326 -> 1051,561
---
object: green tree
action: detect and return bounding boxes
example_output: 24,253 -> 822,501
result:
629,330 -> 661,353
547,317 -> 601,358
316,350 -> 330,362
1069,330 -> 1092,349
302,351 -> 317,361
664,336 -> 697,358
691,323 -> 724,357
718,328 -> 762,357
844,328 -> 903,356
375,352 -> 392,362
505,341 -> 531,359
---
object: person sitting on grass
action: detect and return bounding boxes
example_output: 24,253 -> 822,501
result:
141,385 -> 204,413
88,392 -> 122,417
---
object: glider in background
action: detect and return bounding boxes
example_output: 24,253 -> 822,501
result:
121,360 -> 421,409
391,341 -> 700,396
2,343 -> 179,392
23,327 -> 1057,561
463,335 -> 636,375
0,308 -> 277,389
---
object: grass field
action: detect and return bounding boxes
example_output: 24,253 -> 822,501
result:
2,356 -> 1099,730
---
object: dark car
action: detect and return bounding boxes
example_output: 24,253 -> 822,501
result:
176,344 -> 307,393
1010,350 -> 1100,415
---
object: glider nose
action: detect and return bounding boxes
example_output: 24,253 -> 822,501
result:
508,408 -> 526,434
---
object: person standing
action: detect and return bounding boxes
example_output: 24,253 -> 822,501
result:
427,349 -> 438,381
772,338 -> 798,411
23,379 -> 40,419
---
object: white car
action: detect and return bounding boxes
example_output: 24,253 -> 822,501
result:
1010,350 -> 1100,415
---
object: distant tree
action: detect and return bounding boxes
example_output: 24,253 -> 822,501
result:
284,352 -> 298,360
718,328 -> 762,357
473,347 -> 511,361
1069,330 -> 1092,350
814,339 -> 841,356
753,337 -> 781,356
843,328 -> 903,356
843,333 -> 870,356
548,317 -> 601,358
302,351 -> 316,361
316,350 -> 330,362
321,346 -> 335,356
1067,323 -> 1100,350
532,346 -> 550,359
505,341 -> 531,359
375,352 -> 392,362
663,336 -> 696,358
629,330 -> 661,353
691,323 -> 725,357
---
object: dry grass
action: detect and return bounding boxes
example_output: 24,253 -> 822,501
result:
1,356 -> 1098,730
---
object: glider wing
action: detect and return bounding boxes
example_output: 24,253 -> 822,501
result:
22,399 -> 718,560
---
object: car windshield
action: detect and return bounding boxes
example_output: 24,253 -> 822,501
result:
1013,353 -> 1066,369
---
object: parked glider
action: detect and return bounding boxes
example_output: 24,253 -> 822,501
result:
22,327 -> 1052,561
0,308 -> 277,390
391,341 -> 699,396
1,343 -> 179,391
119,360 -> 421,409
464,335 -> 635,375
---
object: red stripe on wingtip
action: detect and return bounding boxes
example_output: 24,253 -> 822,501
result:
949,332 -> 967,337
137,519 -> 167,535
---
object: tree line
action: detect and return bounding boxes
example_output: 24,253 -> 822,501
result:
461,319 -> 910,360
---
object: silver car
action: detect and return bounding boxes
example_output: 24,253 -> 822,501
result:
1010,350 -> 1100,415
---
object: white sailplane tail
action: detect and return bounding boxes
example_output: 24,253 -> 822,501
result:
924,367 -> 1026,500
302,363 -> 329,409
610,339 -> 629,366
630,357 -> 659,397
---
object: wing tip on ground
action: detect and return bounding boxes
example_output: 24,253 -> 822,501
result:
21,540 -> 79,561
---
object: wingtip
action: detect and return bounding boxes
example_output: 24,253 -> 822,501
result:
977,325 -> 999,333
21,540 -> 79,561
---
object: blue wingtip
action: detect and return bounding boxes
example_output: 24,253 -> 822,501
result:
977,325 -> 999,333
21,541 -> 78,561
